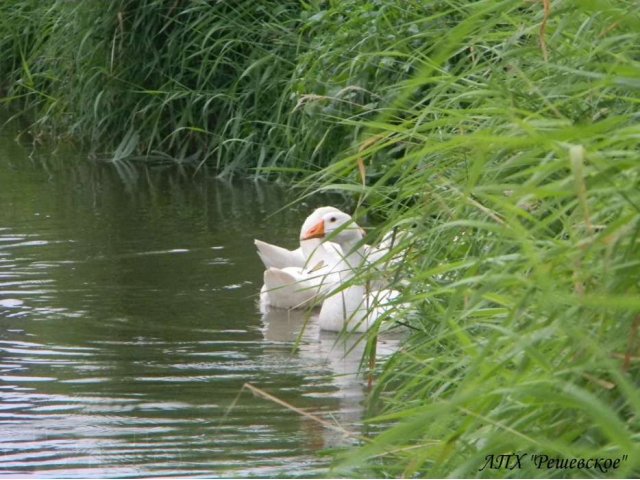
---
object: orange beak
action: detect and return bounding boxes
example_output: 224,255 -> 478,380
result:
301,220 -> 325,240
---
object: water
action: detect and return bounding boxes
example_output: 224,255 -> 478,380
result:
0,122 -> 401,477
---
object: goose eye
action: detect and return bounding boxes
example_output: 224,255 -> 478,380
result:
329,216 -> 336,222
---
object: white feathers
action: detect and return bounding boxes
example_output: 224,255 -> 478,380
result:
254,206 -> 408,331
254,239 -> 306,270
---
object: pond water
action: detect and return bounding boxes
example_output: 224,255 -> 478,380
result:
0,122 -> 401,477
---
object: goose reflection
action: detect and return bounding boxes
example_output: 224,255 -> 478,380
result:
260,307 -> 401,449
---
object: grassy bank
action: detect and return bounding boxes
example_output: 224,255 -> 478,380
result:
312,1 -> 640,477
0,1 -> 448,174
0,0 -> 303,171
2,0 -> 639,477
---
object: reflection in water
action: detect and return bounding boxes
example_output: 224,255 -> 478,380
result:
0,119 -> 402,477
262,307 -> 366,449
261,307 -> 401,451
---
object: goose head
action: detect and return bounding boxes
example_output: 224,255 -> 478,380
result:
300,209 -> 364,247
299,206 -> 341,242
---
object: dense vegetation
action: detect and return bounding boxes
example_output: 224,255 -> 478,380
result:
2,0 -> 639,477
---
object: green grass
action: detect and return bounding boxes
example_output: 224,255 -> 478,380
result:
0,0 -> 304,171
298,0 -> 640,477
2,0 -> 639,477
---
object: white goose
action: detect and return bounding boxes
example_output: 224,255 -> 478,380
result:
301,209 -> 402,332
255,207 -> 342,270
256,206 -> 410,288
258,207 -> 344,310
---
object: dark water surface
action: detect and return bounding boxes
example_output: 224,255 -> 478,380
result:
0,124 -> 400,477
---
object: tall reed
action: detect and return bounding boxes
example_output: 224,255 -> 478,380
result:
0,0 -> 303,171
300,0 -> 640,476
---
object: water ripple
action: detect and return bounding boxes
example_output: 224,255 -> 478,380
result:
0,161 -> 401,477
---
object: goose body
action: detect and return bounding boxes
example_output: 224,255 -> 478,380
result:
318,285 -> 400,332
260,262 -> 338,310
300,209 -> 402,332
258,207 -> 345,310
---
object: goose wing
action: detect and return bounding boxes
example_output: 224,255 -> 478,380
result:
255,239 -> 305,269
